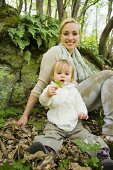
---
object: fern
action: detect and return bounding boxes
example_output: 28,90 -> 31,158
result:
8,14 -> 59,63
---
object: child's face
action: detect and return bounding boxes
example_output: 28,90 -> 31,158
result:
53,64 -> 73,85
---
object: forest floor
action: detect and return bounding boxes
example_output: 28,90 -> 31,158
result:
0,105 -> 113,170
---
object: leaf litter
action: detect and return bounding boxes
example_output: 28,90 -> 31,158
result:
0,107 -> 109,170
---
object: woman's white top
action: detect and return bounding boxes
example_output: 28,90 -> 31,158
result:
39,82 -> 88,132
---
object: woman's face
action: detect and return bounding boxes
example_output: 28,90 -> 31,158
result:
60,23 -> 80,54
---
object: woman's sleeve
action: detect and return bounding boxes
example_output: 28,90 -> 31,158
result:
30,46 -> 58,98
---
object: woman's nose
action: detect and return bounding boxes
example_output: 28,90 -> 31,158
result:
68,34 -> 73,39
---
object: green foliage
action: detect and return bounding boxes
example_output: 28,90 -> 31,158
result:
0,107 -> 22,128
8,14 -> 59,55
79,41 -> 105,68
75,139 -> 101,169
29,116 -> 46,131
0,118 -> 5,128
0,107 -> 22,119
58,159 -> 69,170
80,32 -> 105,68
0,161 -> 31,170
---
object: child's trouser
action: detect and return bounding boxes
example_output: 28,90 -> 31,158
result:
34,121 -> 108,154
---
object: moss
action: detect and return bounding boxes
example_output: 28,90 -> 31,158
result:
0,4 -> 19,33
0,4 -> 18,18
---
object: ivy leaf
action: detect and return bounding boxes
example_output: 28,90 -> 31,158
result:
54,81 -> 63,87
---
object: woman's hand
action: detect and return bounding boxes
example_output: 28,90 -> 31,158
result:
16,115 -> 28,126
78,112 -> 89,120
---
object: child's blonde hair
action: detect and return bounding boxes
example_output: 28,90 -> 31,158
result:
50,59 -> 75,81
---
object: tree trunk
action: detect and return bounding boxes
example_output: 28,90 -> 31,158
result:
47,0 -> 51,16
0,0 -> 6,7
36,0 -> 44,15
106,0 -> 112,23
99,16 -> 113,59
71,0 -> 80,19
56,0 -> 63,20
24,0 -> 27,13
29,0 -> 32,14
18,0 -> 23,14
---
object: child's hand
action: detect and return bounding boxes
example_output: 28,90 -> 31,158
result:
78,112 -> 89,120
46,85 -> 58,98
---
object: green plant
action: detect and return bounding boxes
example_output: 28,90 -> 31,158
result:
0,107 -> 22,119
0,107 -> 22,128
29,117 -> 46,131
0,118 -> 5,128
75,139 -> 101,169
79,41 -> 105,68
8,14 -> 59,62
0,161 -> 31,170
58,159 -> 69,170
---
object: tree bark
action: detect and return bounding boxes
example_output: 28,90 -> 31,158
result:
36,0 -> 44,15
99,16 -> 113,59
29,0 -> 32,14
0,0 -> 6,7
18,0 -> 23,14
47,0 -> 51,16
56,0 -> 63,20
71,0 -> 80,19
24,0 -> 27,13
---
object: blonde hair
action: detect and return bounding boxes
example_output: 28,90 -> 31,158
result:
50,59 -> 75,81
59,18 -> 80,35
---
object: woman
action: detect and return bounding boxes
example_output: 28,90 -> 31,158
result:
17,18 -> 113,142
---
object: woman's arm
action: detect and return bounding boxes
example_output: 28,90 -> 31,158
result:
17,46 -> 59,126
17,95 -> 38,126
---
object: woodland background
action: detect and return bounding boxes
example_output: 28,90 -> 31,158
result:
0,0 -> 113,170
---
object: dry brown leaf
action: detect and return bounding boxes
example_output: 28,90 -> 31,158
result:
0,139 -> 8,157
70,162 -> 92,170
8,148 -> 18,160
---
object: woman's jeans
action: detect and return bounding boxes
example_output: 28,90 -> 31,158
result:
77,70 -> 113,135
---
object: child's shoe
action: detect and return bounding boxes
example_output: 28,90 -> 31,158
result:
28,141 -> 55,154
28,142 -> 48,154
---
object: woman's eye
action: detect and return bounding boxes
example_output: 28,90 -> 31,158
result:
73,32 -> 78,36
63,32 -> 69,36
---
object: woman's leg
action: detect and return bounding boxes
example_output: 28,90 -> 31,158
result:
77,70 -> 113,135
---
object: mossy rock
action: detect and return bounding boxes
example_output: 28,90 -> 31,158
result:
0,4 -> 19,33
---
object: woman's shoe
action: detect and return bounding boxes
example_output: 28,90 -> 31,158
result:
101,159 -> 113,170
97,147 -> 113,170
